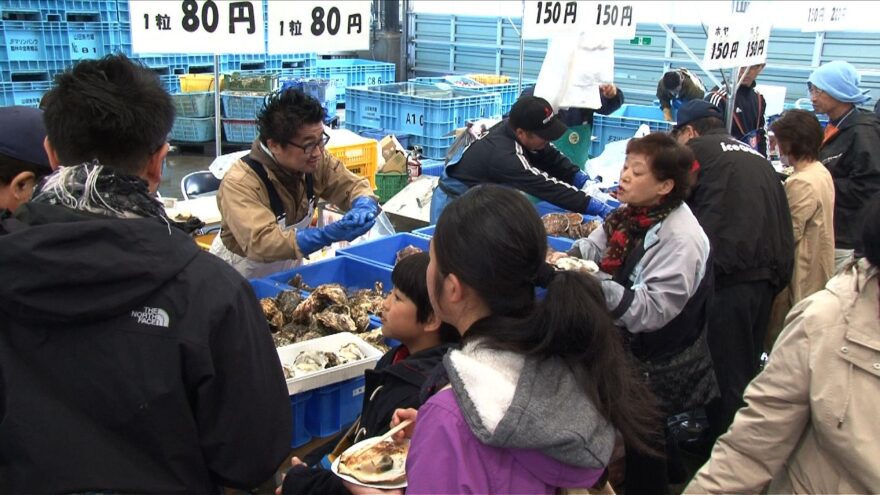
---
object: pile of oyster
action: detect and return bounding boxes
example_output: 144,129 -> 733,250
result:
281,342 -> 367,379
260,281 -> 386,348
543,213 -> 602,240
395,244 -> 423,264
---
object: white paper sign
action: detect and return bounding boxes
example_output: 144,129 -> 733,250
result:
801,1 -> 856,32
535,32 -> 615,110
702,21 -> 770,70
267,1 -> 371,53
523,1 -> 637,40
128,0 -> 265,54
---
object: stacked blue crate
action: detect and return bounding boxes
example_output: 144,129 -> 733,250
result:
345,82 -> 502,160
314,58 -> 396,104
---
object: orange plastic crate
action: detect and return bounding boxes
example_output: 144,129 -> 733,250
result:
327,139 -> 378,189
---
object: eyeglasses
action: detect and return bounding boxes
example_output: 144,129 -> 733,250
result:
807,82 -> 824,96
287,132 -> 330,155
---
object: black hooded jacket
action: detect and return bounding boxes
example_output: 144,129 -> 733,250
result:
0,203 -> 292,493
283,343 -> 453,495
819,108 -> 880,251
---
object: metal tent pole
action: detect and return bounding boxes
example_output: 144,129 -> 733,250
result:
213,55 -> 221,157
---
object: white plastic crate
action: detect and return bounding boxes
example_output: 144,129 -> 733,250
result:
277,332 -> 383,395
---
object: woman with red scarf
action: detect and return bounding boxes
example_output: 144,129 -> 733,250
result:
552,133 -> 718,495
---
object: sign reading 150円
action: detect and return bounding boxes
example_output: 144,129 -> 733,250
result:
523,1 -> 637,40
702,21 -> 770,70
128,0 -> 265,54
267,1 -> 371,53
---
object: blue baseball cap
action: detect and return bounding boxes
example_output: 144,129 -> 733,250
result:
675,100 -> 724,129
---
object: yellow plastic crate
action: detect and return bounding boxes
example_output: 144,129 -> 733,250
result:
327,139 -> 378,189
179,74 -> 225,92
467,74 -> 510,85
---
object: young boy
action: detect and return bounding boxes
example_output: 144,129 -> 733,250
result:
281,252 -> 459,494
0,106 -> 51,213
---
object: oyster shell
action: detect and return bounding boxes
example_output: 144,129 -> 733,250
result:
554,257 -> 599,274
293,350 -> 327,372
276,290 -> 303,321
287,273 -> 313,292
260,298 -> 285,330
292,284 -> 348,323
395,245 -> 423,264
311,305 -> 358,334
359,328 -> 390,353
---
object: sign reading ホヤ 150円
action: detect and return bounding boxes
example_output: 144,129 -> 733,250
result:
267,1 -> 371,54
702,21 -> 771,70
128,0 -> 265,54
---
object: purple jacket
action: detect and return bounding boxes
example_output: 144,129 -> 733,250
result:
406,389 -> 606,494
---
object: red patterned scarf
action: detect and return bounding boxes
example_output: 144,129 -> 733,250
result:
600,200 -> 680,275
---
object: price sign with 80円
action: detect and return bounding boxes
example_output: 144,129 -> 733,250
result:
128,0 -> 265,54
267,1 -> 371,54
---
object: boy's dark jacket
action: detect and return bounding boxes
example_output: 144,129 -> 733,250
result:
283,343 -> 453,495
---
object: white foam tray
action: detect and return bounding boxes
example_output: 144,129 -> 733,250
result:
277,332 -> 383,395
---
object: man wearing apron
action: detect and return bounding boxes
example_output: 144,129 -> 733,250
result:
211,89 -> 379,279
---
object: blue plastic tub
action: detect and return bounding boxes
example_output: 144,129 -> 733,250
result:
221,119 -> 259,144
221,91 -> 266,119
304,375 -> 365,438
290,391 -> 313,447
337,233 -> 430,270
420,159 -> 445,177
346,82 -> 502,141
170,117 -> 215,142
354,128 -> 411,150
533,200 -> 600,222
591,104 -> 674,157
315,58 -> 396,103
548,236 -> 575,252
410,75 -> 534,114
267,256 -> 393,295
412,225 -> 435,238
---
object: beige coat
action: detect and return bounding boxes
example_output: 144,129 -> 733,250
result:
685,259 -> 880,494
767,161 -> 836,345
217,140 -> 375,262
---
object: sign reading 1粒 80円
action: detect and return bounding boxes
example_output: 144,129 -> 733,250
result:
267,1 -> 371,53
128,1 -> 265,54
522,1 -> 637,40
702,21 -> 771,70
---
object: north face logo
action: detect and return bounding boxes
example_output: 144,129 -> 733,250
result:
131,307 -> 170,328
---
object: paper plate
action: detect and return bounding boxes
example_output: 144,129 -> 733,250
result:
330,436 -> 409,489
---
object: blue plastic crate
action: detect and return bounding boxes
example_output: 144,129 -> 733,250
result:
315,58 -> 396,104
1,1 -> 118,22
67,21 -> 116,61
250,278 -> 296,299
591,104 -> 673,157
220,54 -> 269,72
158,73 -> 180,93
1,21 -> 69,65
420,159 -> 445,177
265,53 -> 318,70
345,122 -> 452,160
170,117 -> 215,143
337,233 -> 431,270
305,375 -> 365,438
533,200 -> 601,222
221,118 -> 259,143
116,0 -> 128,23
171,91 -> 215,117
221,91 -> 266,119
410,75 -> 534,114
267,256 -> 393,296
412,225 -> 435,238
0,80 -> 51,106
278,77 -> 338,119
548,235 -> 575,253
346,82 -> 502,141
353,128 -> 411,149
290,391 -> 313,447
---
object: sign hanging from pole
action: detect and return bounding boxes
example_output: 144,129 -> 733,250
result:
267,1 -> 371,53
522,1 -> 638,40
801,1 -> 857,32
702,20 -> 771,70
128,0 -> 265,54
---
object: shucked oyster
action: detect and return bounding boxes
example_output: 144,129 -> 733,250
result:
337,342 -> 366,363
293,350 -> 328,373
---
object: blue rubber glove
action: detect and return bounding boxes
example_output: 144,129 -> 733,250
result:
573,171 -> 590,189
585,197 -> 616,219
295,217 -> 376,256
343,196 -> 380,226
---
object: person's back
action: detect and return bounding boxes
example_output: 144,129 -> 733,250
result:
0,55 -> 291,493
